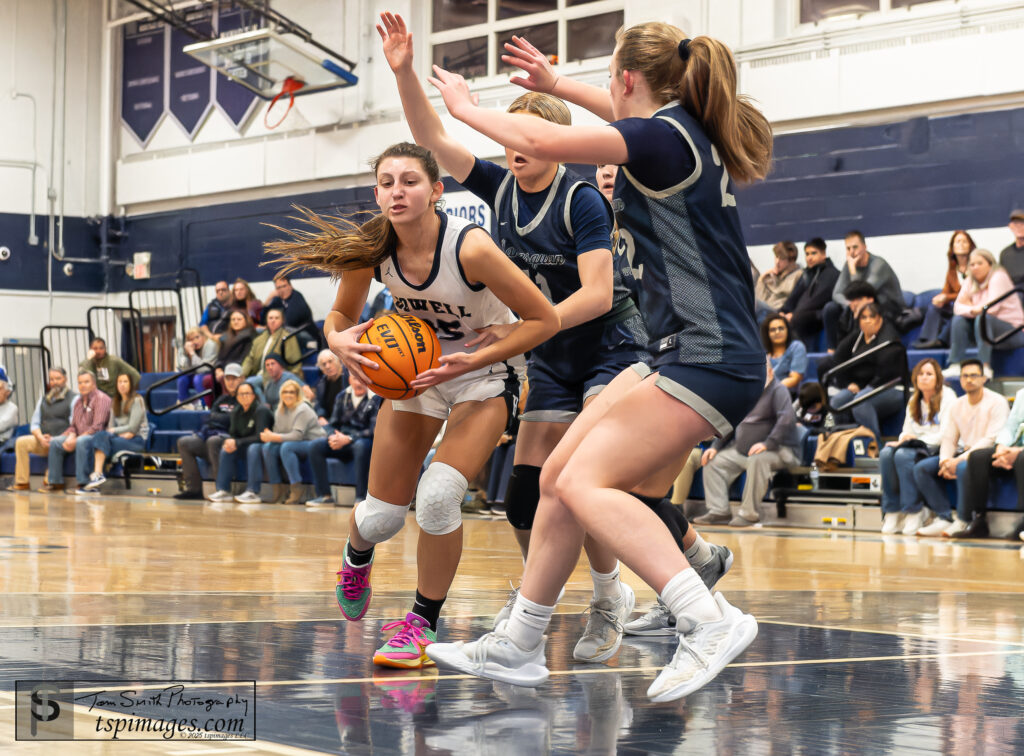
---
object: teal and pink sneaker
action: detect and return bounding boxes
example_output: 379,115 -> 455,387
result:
373,613 -> 437,669
336,550 -> 374,621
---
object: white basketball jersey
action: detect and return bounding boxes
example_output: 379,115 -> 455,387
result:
376,212 -> 521,377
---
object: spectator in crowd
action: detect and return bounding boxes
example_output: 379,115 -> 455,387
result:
761,314 -> 806,394
40,370 -> 111,493
176,327 -> 218,409
200,280 -> 233,339
780,238 -> 839,348
7,368 -> 76,492
305,375 -> 382,507
755,240 -> 802,316
210,310 -> 257,391
232,278 -> 263,325
820,280 -> 880,355
82,373 -> 150,492
79,337 -> 141,398
912,359 -> 1008,537
259,353 -> 305,409
878,359 -> 956,534
693,364 -> 802,527
255,379 -> 328,505
362,286 -> 396,322
822,231 -> 903,350
0,379 -> 17,455
943,248 -> 1024,379
303,350 -> 348,423
241,307 -> 302,388
174,363 -> 243,501
794,381 -> 827,432
263,274 -> 316,345
913,230 -> 975,349
824,303 -> 908,444
953,384 -> 1024,539
999,209 -> 1024,286
206,383 -> 274,503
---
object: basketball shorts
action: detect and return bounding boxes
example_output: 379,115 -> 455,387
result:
635,359 -> 766,437
521,304 -> 649,422
391,360 -> 521,424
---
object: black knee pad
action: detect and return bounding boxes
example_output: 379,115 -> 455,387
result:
505,464 -> 541,530
637,494 -> 687,550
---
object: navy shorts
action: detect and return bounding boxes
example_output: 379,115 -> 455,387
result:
522,305 -> 648,422
642,359 -> 767,437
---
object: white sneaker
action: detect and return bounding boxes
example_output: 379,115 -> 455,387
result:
624,599 -> 676,636
207,490 -> 233,502
942,364 -> 960,378
901,509 -> 930,536
234,491 -> 262,503
425,622 -> 550,687
880,512 -> 905,535
83,472 -> 106,491
646,592 -> 758,703
573,583 -> 636,663
917,517 -> 952,537
940,517 -> 968,538
493,585 -> 520,630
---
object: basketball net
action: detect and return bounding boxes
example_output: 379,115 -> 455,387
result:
265,76 -> 306,129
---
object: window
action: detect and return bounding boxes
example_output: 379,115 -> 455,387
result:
431,0 -> 624,80
800,0 -> 946,24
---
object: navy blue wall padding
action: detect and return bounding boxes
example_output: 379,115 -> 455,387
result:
0,213 -> 104,293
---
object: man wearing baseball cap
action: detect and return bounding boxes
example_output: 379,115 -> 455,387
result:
173,363 -> 244,500
999,209 -> 1024,286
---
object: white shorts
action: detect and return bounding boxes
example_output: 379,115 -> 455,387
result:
391,362 -> 518,420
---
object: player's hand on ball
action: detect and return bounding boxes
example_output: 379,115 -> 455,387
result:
328,320 -> 381,386
502,36 -> 558,93
464,322 -> 517,349
410,352 -> 478,389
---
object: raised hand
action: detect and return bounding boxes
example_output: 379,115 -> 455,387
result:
377,11 -> 414,73
501,35 -> 558,93
427,65 -> 476,118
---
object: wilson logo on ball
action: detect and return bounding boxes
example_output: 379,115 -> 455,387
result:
358,313 -> 442,400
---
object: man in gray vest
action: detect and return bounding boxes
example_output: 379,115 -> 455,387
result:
7,367 -> 77,491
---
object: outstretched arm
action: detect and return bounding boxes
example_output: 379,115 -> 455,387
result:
429,65 -> 628,166
323,268 -> 381,386
378,12 -> 475,183
501,35 -> 615,123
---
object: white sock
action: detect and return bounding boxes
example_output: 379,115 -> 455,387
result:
505,594 -> 554,651
590,562 -> 621,601
683,533 -> 712,569
659,568 -> 722,627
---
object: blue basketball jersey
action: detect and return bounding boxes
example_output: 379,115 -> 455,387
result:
611,102 -> 763,368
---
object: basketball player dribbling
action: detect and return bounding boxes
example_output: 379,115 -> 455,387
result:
425,24 -> 774,701
265,141 -> 558,668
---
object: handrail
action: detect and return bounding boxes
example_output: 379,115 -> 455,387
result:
87,305 -> 144,372
821,339 -> 909,415
144,361 -> 214,416
979,285 -> 1024,346
282,323 -> 320,364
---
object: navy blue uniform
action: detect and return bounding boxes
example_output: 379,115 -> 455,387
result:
462,159 -> 648,419
610,103 -> 766,433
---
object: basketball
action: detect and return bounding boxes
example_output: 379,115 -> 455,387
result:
357,313 -> 441,399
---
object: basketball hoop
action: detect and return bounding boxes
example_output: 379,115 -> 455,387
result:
264,76 -> 305,129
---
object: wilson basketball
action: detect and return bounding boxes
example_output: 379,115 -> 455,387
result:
357,313 -> 441,400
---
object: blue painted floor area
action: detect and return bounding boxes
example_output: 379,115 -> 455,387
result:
2,595 -> 1022,754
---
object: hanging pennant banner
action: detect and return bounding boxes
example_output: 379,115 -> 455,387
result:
168,5 -> 214,139
214,2 -> 263,130
122,20 -> 166,147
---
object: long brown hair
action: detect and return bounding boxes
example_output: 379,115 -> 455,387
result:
946,229 -> 976,270
908,358 -> 944,425
112,372 -> 138,417
614,23 -> 772,183
263,142 -> 441,277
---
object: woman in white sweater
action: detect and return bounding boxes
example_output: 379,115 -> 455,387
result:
236,379 -> 325,504
878,358 -> 957,534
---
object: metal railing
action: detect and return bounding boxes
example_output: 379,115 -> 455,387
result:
821,339 -> 910,415
282,323 -> 320,365
0,342 -> 51,427
87,306 -> 143,372
144,361 -> 215,416
980,285 -> 1024,346
40,325 -> 92,379
128,287 -> 188,345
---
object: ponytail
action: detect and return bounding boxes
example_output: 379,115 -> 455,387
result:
615,24 -> 772,184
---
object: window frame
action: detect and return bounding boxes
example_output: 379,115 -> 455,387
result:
792,0 -> 971,32
428,0 -> 625,82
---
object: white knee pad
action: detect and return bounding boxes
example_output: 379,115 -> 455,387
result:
354,494 -> 409,544
415,462 -> 468,536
